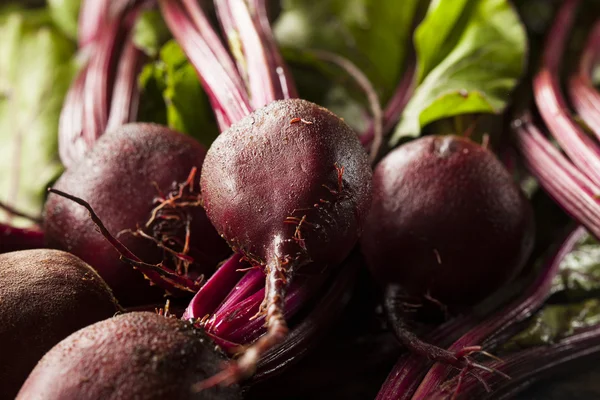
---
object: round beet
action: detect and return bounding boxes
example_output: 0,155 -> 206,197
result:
17,312 -> 242,400
200,98 -> 372,383
361,135 -> 534,306
0,249 -> 120,398
44,123 -> 231,306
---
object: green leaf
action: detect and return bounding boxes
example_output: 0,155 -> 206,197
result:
504,299 -> 600,351
132,9 -> 170,58
390,0 -> 526,145
274,0 -> 419,101
0,12 -> 76,226
137,40 -> 218,147
503,230 -> 600,351
48,0 -> 80,40
551,230 -> 600,301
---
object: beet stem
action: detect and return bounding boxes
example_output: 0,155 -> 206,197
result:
534,0 -> 600,187
409,227 -> 583,399
384,285 -> 495,377
195,258 -> 294,390
160,0 -> 252,129
311,49 -> 383,164
106,33 -> 144,131
377,226 -> 580,399
513,115 -> 600,239
568,18 -> 600,137
360,53 -> 415,150
0,200 -> 42,225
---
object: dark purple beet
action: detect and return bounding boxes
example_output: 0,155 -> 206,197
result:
44,123 -> 231,306
200,98 -> 372,383
0,249 -> 120,399
361,134 -> 534,306
17,312 -> 242,400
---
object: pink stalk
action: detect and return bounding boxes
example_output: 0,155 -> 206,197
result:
106,36 -> 144,131
59,1 -> 147,167
0,223 -> 45,254
361,58 -> 416,148
58,65 -> 87,169
533,0 -> 600,187
514,115 -> 600,239
160,0 -> 251,129
569,19 -> 600,137
215,0 -> 296,108
411,225 -> 582,399
250,0 -> 298,99
77,0 -> 111,48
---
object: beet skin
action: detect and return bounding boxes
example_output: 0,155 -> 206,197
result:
201,98 -> 372,270
361,135 -> 534,306
17,312 -> 242,400
0,249 -> 120,399
44,123 -> 231,305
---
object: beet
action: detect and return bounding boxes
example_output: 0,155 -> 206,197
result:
200,98 -> 372,383
361,135 -> 534,307
44,123 -> 231,306
17,312 -> 242,400
0,249 -> 120,398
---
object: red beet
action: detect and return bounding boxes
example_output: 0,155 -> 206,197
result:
200,98 -> 372,384
359,134 -> 534,374
17,312 -> 242,400
44,123 -> 231,306
362,135 -> 534,306
0,249 -> 120,398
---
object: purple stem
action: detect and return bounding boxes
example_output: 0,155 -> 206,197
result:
0,223 -> 44,254
181,0 -> 248,96
160,0 -> 251,129
375,314 -> 478,400
214,267 -> 265,315
311,50 -> 383,163
82,12 -> 123,147
377,225 -> 581,400
252,253 -> 361,381
569,19 -> 600,138
58,63 -> 88,168
106,33 -> 145,131
411,226 -> 584,399
514,115 -> 600,239
360,58 -> 416,147
60,2 -> 145,167
213,0 -> 245,85
534,0 -> 600,187
215,0 -> 294,108
437,324 -> 600,399
208,275 -> 316,344
250,0 -> 298,99
182,253 -> 246,320
77,0 -> 111,48
206,331 -> 242,354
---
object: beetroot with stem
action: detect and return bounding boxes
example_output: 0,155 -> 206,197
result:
44,123 -> 231,306
361,135 -> 534,371
0,249 -> 121,398
199,98 -> 372,385
17,312 -> 242,400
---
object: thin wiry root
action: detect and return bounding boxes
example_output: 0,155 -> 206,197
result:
193,259 -> 292,391
440,347 -> 510,399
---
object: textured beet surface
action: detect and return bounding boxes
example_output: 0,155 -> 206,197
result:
17,312 -> 243,400
201,98 -> 372,269
0,249 -> 120,399
199,98 -> 372,385
44,123 -> 230,306
361,135 -> 534,306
